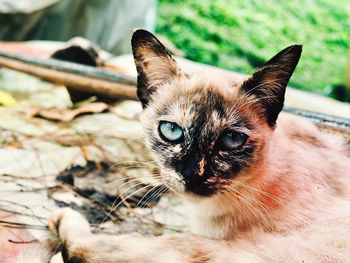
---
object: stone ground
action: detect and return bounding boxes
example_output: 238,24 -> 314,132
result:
0,67 -> 188,263
0,41 -> 349,263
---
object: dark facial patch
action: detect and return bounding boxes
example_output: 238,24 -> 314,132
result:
148,89 -> 257,196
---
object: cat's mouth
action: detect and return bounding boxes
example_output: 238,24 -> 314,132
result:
161,170 -> 223,197
187,185 -> 216,196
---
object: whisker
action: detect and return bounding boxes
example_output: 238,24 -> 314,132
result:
222,185 -> 275,230
113,184 -> 153,211
136,185 -> 160,207
105,160 -> 158,171
231,181 -> 283,204
140,186 -> 167,209
98,181 -> 148,225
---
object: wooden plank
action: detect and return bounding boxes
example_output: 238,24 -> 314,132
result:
0,53 -> 137,100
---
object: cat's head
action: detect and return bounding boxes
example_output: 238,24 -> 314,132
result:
131,29 -> 301,198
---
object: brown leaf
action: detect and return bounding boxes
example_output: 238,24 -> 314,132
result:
34,102 -> 108,122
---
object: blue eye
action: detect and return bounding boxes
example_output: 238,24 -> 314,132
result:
159,121 -> 184,143
219,131 -> 247,150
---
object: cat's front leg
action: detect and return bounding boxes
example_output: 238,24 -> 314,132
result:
49,208 -> 231,263
49,208 -> 94,263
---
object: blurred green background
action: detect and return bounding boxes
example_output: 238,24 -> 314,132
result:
1,0 -> 349,102
157,0 -> 350,102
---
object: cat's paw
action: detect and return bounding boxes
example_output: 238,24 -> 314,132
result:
49,252 -> 64,263
48,208 -> 91,241
48,208 -> 77,234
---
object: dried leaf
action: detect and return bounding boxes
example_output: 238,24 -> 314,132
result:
34,102 -> 108,122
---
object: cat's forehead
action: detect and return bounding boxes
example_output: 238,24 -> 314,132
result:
178,70 -> 241,99
151,71 -> 246,125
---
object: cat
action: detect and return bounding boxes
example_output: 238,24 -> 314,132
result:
18,29 -> 350,263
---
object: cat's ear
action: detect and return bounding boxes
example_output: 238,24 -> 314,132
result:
241,45 -> 302,126
131,29 -> 182,108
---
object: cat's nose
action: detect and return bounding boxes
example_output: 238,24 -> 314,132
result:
175,161 -> 197,180
173,155 -> 214,196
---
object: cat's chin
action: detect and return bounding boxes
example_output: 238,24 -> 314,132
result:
180,191 -> 217,203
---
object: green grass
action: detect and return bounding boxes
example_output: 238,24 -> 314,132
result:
156,0 -> 350,100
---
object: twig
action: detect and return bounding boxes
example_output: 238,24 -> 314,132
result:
0,220 -> 48,230
0,51 -> 137,100
8,239 -> 38,244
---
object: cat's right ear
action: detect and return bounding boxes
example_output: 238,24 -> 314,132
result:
131,29 -> 182,108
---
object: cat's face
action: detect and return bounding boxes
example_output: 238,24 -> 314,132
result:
132,30 -> 301,197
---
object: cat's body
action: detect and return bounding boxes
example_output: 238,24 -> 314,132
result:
17,30 -> 350,263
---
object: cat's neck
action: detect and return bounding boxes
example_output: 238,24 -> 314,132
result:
182,175 -> 282,240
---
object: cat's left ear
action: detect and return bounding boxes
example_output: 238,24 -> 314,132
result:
131,29 -> 182,108
241,45 -> 302,126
